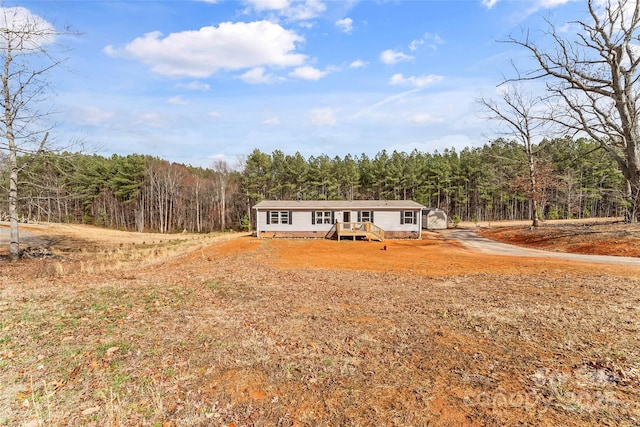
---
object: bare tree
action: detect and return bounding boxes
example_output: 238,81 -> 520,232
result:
147,160 -> 185,233
479,85 -> 549,227
0,7 -> 67,260
507,0 -> 640,222
212,159 -> 231,231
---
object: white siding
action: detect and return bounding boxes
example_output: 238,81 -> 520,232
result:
372,210 -> 420,232
423,209 -> 447,230
257,208 -> 422,233
257,210 -> 335,233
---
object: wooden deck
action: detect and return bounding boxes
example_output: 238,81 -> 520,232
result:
334,222 -> 385,241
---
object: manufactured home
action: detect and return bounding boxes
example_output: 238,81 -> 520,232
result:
253,200 -> 426,240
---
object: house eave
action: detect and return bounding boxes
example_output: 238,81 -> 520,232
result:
253,200 -> 426,210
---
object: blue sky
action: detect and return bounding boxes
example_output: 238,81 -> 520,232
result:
8,0 -> 583,168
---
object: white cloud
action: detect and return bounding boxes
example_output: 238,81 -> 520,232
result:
286,0 -> 327,20
389,73 -> 444,87
262,116 -> 281,125
408,113 -> 445,124
244,0 -> 290,11
208,111 -> 221,119
380,49 -> 414,65
289,65 -> 328,80
351,88 -> 422,120
177,81 -> 211,91
241,67 -> 278,84
408,39 -> 423,52
135,112 -> 166,128
482,0 -> 499,8
103,45 -> 117,56
523,0 -> 571,15
298,21 -> 317,29
336,17 -> 353,33
78,106 -> 114,124
243,0 -> 326,21
537,0 -> 571,7
168,96 -> 189,105
0,7 -> 56,47
108,21 -> 306,78
309,108 -> 336,126
410,33 -> 445,51
349,59 -> 367,69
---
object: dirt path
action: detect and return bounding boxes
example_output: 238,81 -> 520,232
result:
445,229 -> 640,267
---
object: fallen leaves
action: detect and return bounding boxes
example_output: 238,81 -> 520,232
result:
81,405 -> 101,416
1,226 -> 639,426
104,346 -> 120,357
249,390 -> 267,400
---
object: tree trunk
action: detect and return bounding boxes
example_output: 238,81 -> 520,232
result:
528,150 -> 540,227
220,184 -> 226,231
625,180 -> 639,223
5,57 -> 19,260
8,146 -> 19,261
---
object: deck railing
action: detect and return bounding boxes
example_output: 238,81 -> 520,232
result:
335,221 -> 384,241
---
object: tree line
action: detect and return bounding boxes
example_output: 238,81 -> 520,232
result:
0,153 -> 245,233
0,136 -> 626,233
243,138 -> 625,224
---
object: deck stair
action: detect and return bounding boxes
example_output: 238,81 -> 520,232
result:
334,222 -> 384,241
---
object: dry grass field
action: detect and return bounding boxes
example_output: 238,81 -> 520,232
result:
1,220 -> 639,426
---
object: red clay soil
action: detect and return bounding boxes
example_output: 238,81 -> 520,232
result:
205,230 -> 640,278
1,222 -> 639,426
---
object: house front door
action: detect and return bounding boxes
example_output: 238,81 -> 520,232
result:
343,211 -> 350,223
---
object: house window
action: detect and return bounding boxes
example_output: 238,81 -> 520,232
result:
314,211 -> 333,224
401,210 -> 416,224
268,211 -> 291,224
358,211 -> 374,222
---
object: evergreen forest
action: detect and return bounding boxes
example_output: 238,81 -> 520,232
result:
0,137 -> 626,233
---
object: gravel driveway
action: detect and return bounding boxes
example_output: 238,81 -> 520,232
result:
446,229 -> 640,267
